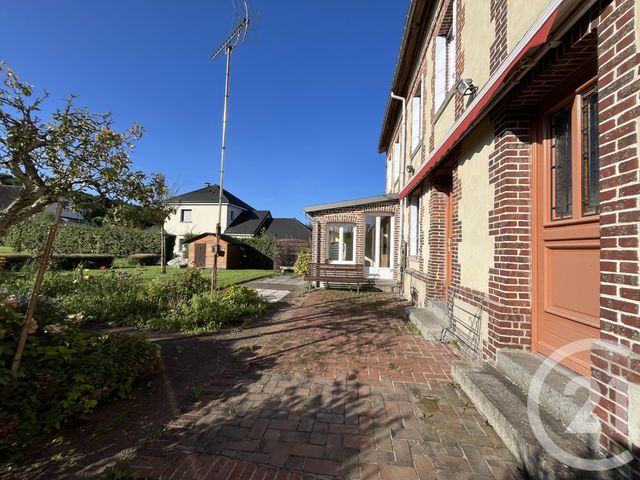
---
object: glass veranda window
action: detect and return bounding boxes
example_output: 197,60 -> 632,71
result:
327,224 -> 355,263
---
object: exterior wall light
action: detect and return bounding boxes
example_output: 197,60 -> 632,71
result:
406,165 -> 415,175
457,78 -> 477,96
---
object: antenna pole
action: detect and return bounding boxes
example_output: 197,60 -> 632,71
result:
210,5 -> 249,294
211,45 -> 233,293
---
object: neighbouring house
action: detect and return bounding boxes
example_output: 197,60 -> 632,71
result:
164,183 -> 310,257
184,233 -> 243,269
307,0 -> 640,472
0,185 -> 88,225
304,194 -> 399,280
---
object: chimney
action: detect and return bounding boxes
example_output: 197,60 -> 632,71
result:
204,182 -> 211,187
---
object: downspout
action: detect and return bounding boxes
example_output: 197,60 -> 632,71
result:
390,92 -> 407,297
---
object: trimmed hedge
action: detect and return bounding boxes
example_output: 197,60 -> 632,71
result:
127,254 -> 160,266
6,219 -> 161,257
0,254 -> 114,270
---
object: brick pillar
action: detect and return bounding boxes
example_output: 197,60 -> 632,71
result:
489,0 -> 507,75
591,0 -> 640,462
486,105 -> 533,359
426,178 -> 449,303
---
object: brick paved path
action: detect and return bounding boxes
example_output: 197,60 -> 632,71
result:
130,290 -> 521,479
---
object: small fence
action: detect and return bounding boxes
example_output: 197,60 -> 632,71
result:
273,239 -> 310,271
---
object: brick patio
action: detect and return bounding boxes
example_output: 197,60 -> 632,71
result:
130,290 -> 522,479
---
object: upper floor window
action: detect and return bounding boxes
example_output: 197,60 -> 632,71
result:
411,84 -> 423,152
386,156 -> 392,192
435,0 -> 457,109
393,140 -> 401,183
180,209 -> 192,223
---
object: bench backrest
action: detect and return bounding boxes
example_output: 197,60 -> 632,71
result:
307,263 -> 364,278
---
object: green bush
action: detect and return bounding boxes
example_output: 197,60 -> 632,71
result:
127,254 -> 160,266
293,249 -> 311,276
146,285 -> 269,334
50,254 -> 115,270
241,230 -> 275,269
5,218 -> 161,257
0,303 -> 159,451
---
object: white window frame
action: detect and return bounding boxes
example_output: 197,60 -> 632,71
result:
386,155 -> 392,192
180,209 -> 192,223
435,0 -> 457,110
327,223 -> 356,264
409,197 -> 419,257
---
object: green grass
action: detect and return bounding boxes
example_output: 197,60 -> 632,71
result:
89,260 -> 274,288
0,246 -> 18,254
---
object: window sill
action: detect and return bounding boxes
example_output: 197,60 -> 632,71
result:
434,88 -> 456,123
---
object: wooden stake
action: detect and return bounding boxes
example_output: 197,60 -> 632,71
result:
11,199 -> 64,372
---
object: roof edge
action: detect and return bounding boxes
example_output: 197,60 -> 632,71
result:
304,193 -> 399,214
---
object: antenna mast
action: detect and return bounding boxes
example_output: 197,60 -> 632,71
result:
210,2 -> 250,293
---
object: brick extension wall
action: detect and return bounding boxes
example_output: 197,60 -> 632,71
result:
308,201 -> 400,279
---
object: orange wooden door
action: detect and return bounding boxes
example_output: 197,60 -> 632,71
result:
534,79 -> 600,377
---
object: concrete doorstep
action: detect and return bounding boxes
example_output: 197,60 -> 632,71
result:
452,353 -> 630,480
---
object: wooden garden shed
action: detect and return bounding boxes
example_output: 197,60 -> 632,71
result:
185,233 -> 243,269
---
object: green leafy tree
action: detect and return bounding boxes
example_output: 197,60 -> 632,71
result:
0,62 -> 170,234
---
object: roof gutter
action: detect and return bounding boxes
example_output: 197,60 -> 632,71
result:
399,0 -> 564,199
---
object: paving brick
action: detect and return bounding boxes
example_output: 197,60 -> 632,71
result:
123,290 -> 518,480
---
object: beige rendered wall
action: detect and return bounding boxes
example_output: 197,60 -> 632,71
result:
462,0 -> 493,91
507,0 -> 552,53
457,118 -> 495,293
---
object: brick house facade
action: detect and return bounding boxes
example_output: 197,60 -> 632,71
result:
373,0 -> 639,471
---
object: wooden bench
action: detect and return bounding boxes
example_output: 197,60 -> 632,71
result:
304,263 -> 368,293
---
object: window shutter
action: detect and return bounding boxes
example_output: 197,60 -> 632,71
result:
411,95 -> 421,151
409,198 -> 419,256
435,36 -> 447,108
447,0 -> 457,91
393,141 -> 401,182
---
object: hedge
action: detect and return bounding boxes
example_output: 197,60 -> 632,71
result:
0,254 -> 114,270
127,254 -> 160,266
5,219 -> 161,257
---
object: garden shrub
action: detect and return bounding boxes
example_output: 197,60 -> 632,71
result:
293,249 -> 311,276
146,285 -> 269,334
50,254 -> 115,270
241,230 -> 275,269
127,254 -> 160,266
0,303 -> 159,451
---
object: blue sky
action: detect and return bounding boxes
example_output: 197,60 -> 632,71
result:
3,1 -> 407,220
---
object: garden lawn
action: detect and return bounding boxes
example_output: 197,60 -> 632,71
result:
90,262 -> 274,288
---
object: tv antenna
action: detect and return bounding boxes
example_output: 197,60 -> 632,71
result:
210,1 -> 250,293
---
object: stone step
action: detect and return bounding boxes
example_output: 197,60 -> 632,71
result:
496,349 -> 601,445
366,279 -> 398,293
406,306 -> 447,341
452,361 -> 622,480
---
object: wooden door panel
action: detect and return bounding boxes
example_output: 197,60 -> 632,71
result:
544,243 -> 600,325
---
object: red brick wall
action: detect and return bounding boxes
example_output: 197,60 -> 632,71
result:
485,105 -> 533,359
591,0 -> 640,460
489,0 -> 508,75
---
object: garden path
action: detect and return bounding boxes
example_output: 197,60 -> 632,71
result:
127,289 -> 523,479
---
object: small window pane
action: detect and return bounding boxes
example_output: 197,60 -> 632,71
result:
551,108 -> 572,219
181,209 -> 192,222
343,226 -> 354,262
328,226 -> 340,261
380,216 -> 391,268
582,91 -> 599,215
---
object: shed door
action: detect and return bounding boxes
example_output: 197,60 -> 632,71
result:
534,80 -> 600,376
194,243 -> 206,268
